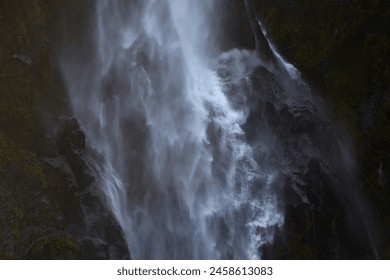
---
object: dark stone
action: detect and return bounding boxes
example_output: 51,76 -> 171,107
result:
244,0 -> 277,64
46,116 -> 131,259
218,47 -> 377,258
42,156 -> 86,237
249,0 -> 390,257
79,239 -> 109,260
57,117 -> 86,155
379,153 -> 390,188
42,150 -> 132,259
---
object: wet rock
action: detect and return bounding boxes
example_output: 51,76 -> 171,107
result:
226,54 -> 376,258
57,117 -> 86,155
46,116 -> 131,259
247,66 -> 284,102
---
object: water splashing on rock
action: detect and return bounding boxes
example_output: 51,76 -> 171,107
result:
59,0 -> 377,259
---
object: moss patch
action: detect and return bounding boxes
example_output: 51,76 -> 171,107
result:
26,235 -> 80,259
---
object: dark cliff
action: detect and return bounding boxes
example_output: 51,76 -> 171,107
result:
0,0 -> 388,259
248,0 -> 390,258
0,0 -> 129,259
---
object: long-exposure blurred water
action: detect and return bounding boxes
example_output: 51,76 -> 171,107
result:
60,0 -> 375,259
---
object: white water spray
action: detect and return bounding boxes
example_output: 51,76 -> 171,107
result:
60,0 -> 285,259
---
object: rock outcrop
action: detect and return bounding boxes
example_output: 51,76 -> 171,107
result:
44,117 -> 130,259
217,47 -> 377,258
0,0 -> 130,259
248,0 -> 389,258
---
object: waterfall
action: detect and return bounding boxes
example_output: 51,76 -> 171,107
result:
59,0 -> 374,259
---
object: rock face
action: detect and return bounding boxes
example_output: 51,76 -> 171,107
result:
0,157 -> 79,259
257,74 -> 376,258
246,0 -> 389,258
216,46 -> 377,259
46,117 -> 130,259
0,0 -> 130,259
0,117 -> 130,259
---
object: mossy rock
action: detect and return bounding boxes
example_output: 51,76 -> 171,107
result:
25,235 -> 80,259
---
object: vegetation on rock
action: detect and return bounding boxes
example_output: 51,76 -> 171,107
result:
0,0 -> 129,259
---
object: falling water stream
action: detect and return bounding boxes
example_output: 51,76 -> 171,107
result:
60,0 -> 376,259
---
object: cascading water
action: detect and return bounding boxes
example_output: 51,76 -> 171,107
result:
59,0 -> 375,259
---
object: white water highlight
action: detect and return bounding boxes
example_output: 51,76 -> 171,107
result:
59,0 -> 374,260
60,0 -> 284,259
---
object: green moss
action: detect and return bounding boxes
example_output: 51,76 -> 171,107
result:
0,0 -> 83,260
9,207 -> 24,239
290,239 -> 316,259
0,133 -> 48,189
0,0 -> 62,151
0,254 -> 17,260
27,235 -> 80,259
41,236 -> 79,252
